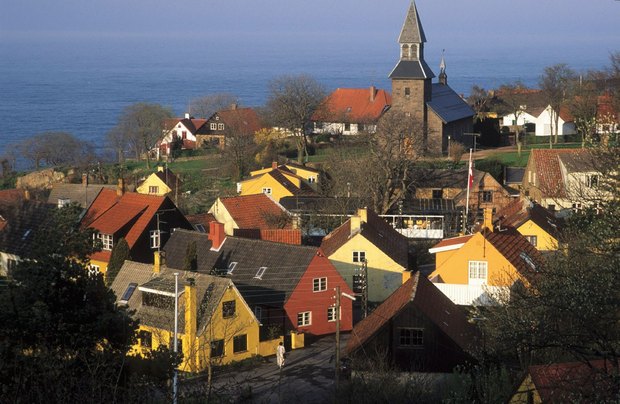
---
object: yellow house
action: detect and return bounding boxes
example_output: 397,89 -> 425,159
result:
320,208 -> 411,302
250,162 -> 320,190
496,201 -> 562,252
428,211 -> 542,305
111,257 -> 280,373
136,167 -> 182,197
238,163 -> 318,203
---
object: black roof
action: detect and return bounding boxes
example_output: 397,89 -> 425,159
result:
163,229 -> 320,307
427,84 -> 475,123
0,199 -> 55,260
389,60 -> 435,80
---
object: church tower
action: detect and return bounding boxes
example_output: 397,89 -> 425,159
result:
389,1 -> 435,121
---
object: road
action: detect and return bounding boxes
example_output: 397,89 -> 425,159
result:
182,336 -> 341,403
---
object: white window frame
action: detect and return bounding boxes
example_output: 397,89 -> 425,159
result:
586,174 -> 599,188
217,123 -> 224,130
227,262 -> 237,274
297,311 -> 311,327
468,260 -> 488,285
352,251 -> 366,263
254,266 -> 267,279
262,187 -> 272,195
88,264 -> 100,276
313,277 -> 327,292
148,185 -> 159,194
327,306 -> 341,322
150,230 -> 161,249
210,122 -> 217,130
98,233 -> 113,251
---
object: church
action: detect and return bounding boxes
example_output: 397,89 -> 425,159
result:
388,1 -> 474,156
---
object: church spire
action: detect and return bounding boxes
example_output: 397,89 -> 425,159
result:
439,50 -> 447,85
398,1 -> 427,44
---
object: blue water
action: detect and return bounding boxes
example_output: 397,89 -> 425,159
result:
0,35 -> 614,167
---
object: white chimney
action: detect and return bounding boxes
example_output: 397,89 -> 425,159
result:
184,112 -> 190,119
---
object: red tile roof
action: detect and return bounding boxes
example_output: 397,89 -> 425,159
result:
185,212 -> 217,232
0,189 -> 25,204
527,359 -> 619,403
219,194 -> 291,229
530,149 -> 582,198
430,234 -> 474,251
313,87 -> 391,123
483,229 -> 543,277
163,118 -> 208,134
233,228 -> 302,245
82,189 -> 168,248
345,272 -> 477,356
216,107 -> 263,135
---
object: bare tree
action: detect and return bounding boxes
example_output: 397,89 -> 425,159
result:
221,110 -> 259,180
324,110 -> 425,214
266,75 -> 326,163
113,103 -> 174,169
106,125 -> 128,165
568,73 -> 600,147
189,93 -> 239,119
18,132 -> 95,169
467,85 -> 493,121
539,64 -> 576,145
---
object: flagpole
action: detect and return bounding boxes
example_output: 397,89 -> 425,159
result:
464,148 -> 473,233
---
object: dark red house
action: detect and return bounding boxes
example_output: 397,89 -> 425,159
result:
163,224 -> 353,337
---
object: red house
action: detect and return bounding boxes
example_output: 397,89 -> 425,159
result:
163,225 -> 353,337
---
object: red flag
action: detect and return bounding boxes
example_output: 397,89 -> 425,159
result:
467,155 -> 474,191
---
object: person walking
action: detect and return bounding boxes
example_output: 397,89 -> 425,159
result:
276,341 -> 285,369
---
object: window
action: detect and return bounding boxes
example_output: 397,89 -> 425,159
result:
586,174 -> 599,188
313,277 -> 327,292
297,311 -> 311,327
327,306 -> 341,322
233,334 -> 248,353
211,339 -> 224,357
194,224 -> 206,233
254,306 -> 262,322
254,266 -> 267,279
525,235 -> 538,247
120,283 -> 138,304
401,44 -> 409,59
308,176 -> 316,184
344,123 -> 351,132
218,123 -> 224,130
547,204 -> 555,211
182,131 -> 187,139
520,252 -> 537,271
262,187 -> 272,195
572,202 -> 582,212
222,300 -> 236,318
399,328 -> 424,347
410,44 -> 418,58
432,189 -> 443,199
352,251 -> 366,263
404,87 -> 411,97
227,262 -> 237,274
150,230 -> 161,249
138,330 -> 152,348
88,264 -> 100,276
97,233 -> 113,251
57,198 -> 71,208
6,259 -> 17,274
481,191 -> 493,203
210,123 -> 217,130
468,261 -> 488,285
148,185 -> 159,194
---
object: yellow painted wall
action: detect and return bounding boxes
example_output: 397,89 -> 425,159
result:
136,174 -> 171,196
328,233 -> 407,302
89,258 -> 109,276
430,233 -> 519,286
509,374 -> 542,404
208,198 -> 237,235
239,175 -> 293,202
130,286 -> 265,373
517,220 -> 558,251
283,165 -> 319,184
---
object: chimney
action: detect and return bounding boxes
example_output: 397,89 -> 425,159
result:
153,251 -> 162,274
157,166 -> 164,172
184,112 -> 190,119
117,178 -> 125,197
369,86 -> 376,102
271,161 -> 278,170
482,208 -> 493,231
82,173 -> 88,187
230,103 -> 238,110
350,215 -> 362,236
208,221 -> 226,250
357,208 -> 368,224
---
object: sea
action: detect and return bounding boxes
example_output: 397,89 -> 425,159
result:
0,35 -> 615,169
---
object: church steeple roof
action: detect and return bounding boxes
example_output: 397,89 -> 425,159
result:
398,1 -> 427,44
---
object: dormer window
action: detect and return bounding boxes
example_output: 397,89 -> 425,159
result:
254,267 -> 267,279
96,233 -> 113,251
227,262 -> 238,274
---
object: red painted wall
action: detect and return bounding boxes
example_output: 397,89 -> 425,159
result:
284,249 -> 354,336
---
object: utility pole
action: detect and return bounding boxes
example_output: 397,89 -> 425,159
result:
335,285 -> 341,395
463,132 -> 481,154
354,260 -> 369,318
173,272 -> 179,404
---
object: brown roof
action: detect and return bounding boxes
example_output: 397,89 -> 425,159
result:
215,107 -> 263,135
219,194 -> 291,229
529,149 -> 583,198
233,228 -> 302,245
430,234 -> 474,251
267,169 -> 318,197
47,183 -> 117,208
527,359 -> 619,403
312,87 -> 391,123
321,209 -> 409,269
154,168 -> 182,195
497,200 -> 563,237
484,229 -> 543,277
185,212 -> 217,232
345,272 -> 477,356
163,118 -> 208,134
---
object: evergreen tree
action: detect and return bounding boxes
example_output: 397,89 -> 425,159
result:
105,237 -> 131,287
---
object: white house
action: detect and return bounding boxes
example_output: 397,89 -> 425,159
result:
157,114 -> 208,157
502,104 -> 576,137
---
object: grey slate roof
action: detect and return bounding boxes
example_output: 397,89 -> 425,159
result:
558,151 -> 595,173
427,84 -> 475,123
389,60 -> 435,80
110,260 -> 233,334
398,1 -> 426,44
504,167 -> 525,185
0,199 -> 55,259
47,183 -> 117,208
163,229 -> 319,307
